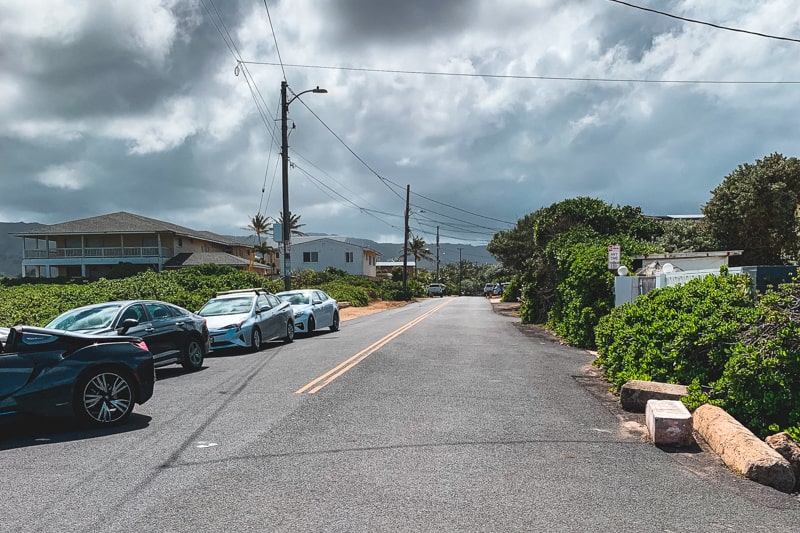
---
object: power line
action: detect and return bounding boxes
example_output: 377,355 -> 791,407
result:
239,60 -> 800,85
608,0 -> 800,44
261,0 -> 287,81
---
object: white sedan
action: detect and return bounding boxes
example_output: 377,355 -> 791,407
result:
276,289 -> 340,335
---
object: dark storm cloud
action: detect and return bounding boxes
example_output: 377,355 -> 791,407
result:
316,0 -> 481,46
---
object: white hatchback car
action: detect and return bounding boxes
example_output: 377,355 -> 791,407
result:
276,289 -> 340,335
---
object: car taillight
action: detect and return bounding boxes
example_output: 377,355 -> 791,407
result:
135,340 -> 149,352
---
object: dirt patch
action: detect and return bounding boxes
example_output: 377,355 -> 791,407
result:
339,300 -> 411,321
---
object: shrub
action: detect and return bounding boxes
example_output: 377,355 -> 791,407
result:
547,243 -> 614,348
700,284 -> 800,437
594,271 -> 756,390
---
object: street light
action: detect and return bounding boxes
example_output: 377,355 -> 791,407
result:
281,81 -> 327,291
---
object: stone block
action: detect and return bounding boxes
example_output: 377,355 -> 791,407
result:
694,404 -> 795,493
620,380 -> 688,412
645,399 -> 694,446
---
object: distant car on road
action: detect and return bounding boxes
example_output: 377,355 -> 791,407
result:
0,325 -> 155,426
45,300 -> 209,371
492,282 -> 507,296
198,288 -> 294,351
427,283 -> 445,297
276,289 -> 340,335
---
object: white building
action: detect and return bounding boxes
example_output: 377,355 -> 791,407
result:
286,236 -> 379,278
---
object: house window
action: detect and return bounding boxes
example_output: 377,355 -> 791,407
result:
345,251 -> 354,263
177,238 -> 183,247
303,251 -> 318,263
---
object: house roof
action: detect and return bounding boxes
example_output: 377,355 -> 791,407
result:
631,250 -> 743,260
291,235 -> 379,255
376,261 -> 416,267
163,252 -> 268,271
12,211 -> 243,247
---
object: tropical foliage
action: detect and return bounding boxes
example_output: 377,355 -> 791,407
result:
488,197 -> 662,343
595,269 -> 800,438
703,152 -> 800,265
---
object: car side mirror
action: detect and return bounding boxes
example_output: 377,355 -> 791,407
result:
118,318 -> 139,334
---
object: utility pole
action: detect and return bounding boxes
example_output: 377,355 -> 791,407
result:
402,184 -> 410,296
458,247 -> 463,295
435,226 -> 440,282
279,81 -> 327,291
280,81 -> 291,291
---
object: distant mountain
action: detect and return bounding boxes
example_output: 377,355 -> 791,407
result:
1,222 -> 42,277
0,223 -> 496,278
345,238 -> 496,267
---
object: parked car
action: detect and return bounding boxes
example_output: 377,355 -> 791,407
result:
427,283 -> 445,297
483,282 -> 496,297
45,300 -> 209,371
197,288 -> 294,351
276,289 -> 340,335
0,325 -> 155,426
492,282 -> 509,296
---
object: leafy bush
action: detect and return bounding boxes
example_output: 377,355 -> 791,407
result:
546,243 -> 614,348
594,271 -> 756,390
319,281 -> 370,307
0,266 -> 289,326
694,283 -> 800,437
596,270 -> 800,437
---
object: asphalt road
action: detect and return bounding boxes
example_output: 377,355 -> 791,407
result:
2,296 -> 799,532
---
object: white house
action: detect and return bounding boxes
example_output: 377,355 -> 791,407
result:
287,236 -> 379,278
614,250 -> 744,306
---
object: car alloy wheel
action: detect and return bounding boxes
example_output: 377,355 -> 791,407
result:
284,321 -> 294,343
250,327 -> 262,352
76,369 -> 135,425
330,311 -> 340,332
182,338 -> 205,370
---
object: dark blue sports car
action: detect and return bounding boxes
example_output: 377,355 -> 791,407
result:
0,325 -> 155,426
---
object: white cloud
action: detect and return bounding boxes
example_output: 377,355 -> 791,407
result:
36,164 -> 88,190
103,97 -> 199,154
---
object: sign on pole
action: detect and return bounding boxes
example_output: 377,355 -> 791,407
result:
608,244 -> 621,270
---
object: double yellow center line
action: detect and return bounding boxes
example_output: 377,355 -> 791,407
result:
295,299 -> 452,394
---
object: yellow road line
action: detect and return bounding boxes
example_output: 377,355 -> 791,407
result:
295,299 -> 453,394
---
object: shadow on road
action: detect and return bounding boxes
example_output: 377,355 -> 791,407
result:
0,412 -> 152,451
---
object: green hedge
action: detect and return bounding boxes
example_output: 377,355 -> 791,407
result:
595,270 -> 800,438
0,266 -> 420,329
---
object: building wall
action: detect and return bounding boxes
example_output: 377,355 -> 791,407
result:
293,239 -> 371,276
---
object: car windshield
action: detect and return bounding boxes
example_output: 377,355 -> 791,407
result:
279,293 -> 310,305
47,305 -> 122,331
198,297 -> 253,316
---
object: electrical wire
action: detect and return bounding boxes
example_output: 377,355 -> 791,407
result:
239,60 -> 800,85
608,0 -> 800,44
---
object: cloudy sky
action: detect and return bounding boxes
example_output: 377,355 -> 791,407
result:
2,1 -> 799,246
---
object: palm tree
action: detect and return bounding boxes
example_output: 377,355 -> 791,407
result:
404,235 -> 433,276
279,211 -> 307,237
246,213 -> 272,247
246,213 -> 275,269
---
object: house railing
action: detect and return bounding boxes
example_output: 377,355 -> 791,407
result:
23,247 -> 171,259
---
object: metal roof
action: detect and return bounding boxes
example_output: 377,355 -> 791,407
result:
12,211 -> 242,247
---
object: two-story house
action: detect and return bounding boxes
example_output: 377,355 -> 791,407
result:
288,236 -> 379,278
13,211 -> 277,279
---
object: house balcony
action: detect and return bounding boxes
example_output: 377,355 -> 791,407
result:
23,246 -> 172,260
